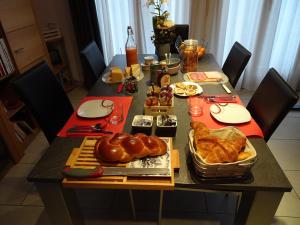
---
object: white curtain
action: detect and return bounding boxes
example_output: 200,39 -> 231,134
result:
95,0 -> 300,91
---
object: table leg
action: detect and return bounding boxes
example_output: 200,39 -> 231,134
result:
158,190 -> 164,225
35,182 -> 84,225
235,191 -> 284,225
128,190 -> 136,220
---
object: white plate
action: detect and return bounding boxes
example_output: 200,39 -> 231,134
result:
183,71 -> 229,85
210,103 -> 251,124
102,70 -> 145,84
170,81 -> 203,97
77,100 -> 114,118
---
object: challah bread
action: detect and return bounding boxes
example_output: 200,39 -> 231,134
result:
94,133 -> 167,163
191,122 -> 247,163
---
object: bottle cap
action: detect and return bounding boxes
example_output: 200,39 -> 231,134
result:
127,26 -> 133,35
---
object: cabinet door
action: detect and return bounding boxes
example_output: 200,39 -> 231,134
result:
0,0 -> 35,32
6,25 -> 45,71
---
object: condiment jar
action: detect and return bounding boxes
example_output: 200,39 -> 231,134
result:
180,39 -> 198,73
157,62 -> 170,87
124,75 -> 138,93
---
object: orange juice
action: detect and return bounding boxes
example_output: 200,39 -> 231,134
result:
126,47 -> 138,67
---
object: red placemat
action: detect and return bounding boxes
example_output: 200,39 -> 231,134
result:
189,96 -> 264,138
58,96 -> 133,137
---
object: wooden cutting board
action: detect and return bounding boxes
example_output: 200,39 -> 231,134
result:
62,136 -> 180,190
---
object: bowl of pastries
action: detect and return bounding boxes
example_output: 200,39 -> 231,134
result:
188,122 -> 257,178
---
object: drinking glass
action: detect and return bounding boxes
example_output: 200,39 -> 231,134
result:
109,103 -> 124,125
188,96 -> 204,116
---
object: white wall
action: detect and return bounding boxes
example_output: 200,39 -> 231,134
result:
32,0 -> 84,83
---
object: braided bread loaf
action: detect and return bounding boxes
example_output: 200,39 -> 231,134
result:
94,133 -> 167,163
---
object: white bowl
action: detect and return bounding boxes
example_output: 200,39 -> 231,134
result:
167,64 -> 180,75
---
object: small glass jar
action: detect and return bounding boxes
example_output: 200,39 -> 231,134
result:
180,39 -> 198,73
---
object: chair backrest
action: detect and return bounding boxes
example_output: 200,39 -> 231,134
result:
13,62 -> 74,143
170,24 -> 189,53
222,41 -> 251,87
247,68 -> 299,141
81,41 -> 106,88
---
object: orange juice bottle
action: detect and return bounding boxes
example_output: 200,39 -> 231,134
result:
125,26 -> 138,67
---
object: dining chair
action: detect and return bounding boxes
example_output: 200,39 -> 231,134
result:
81,41 -> 106,88
247,68 -> 299,142
170,24 -> 189,53
13,62 -> 74,143
222,42 -> 251,88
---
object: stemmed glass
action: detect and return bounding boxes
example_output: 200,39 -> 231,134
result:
108,103 -> 124,125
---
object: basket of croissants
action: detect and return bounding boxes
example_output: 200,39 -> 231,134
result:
189,122 -> 257,178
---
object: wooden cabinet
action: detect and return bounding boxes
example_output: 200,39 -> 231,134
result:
0,0 -> 50,73
0,0 -> 35,32
7,25 -> 45,72
0,0 -> 50,163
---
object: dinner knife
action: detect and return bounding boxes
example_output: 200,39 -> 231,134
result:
67,127 -> 113,134
221,84 -> 232,94
62,166 -> 170,178
203,95 -> 237,103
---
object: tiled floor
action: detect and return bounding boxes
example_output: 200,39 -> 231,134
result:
0,87 -> 299,225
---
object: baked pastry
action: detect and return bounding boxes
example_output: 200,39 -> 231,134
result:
191,122 -> 247,163
176,82 -> 186,89
185,89 -> 196,96
125,67 -> 131,77
174,87 -> 185,95
110,67 -> 124,82
131,64 -> 140,78
94,133 -> 167,163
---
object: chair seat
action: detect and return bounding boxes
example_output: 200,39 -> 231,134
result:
246,68 -> 299,141
170,24 -> 189,53
222,42 -> 251,88
81,41 -> 106,88
13,62 -> 74,143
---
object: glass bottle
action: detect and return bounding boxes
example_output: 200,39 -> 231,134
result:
125,26 -> 138,67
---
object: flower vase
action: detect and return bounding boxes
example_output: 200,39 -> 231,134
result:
155,43 -> 170,61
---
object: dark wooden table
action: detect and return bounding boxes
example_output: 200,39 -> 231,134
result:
28,54 -> 292,225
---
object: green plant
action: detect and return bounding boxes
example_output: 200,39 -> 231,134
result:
147,0 -> 175,45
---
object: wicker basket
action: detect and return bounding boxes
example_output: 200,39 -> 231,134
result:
188,129 -> 257,178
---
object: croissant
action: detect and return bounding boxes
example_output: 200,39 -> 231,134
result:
94,133 -> 167,163
191,122 -> 247,163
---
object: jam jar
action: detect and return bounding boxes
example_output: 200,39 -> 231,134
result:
124,75 -> 138,93
179,39 -> 198,73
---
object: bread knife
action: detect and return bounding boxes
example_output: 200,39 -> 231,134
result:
62,166 -> 170,178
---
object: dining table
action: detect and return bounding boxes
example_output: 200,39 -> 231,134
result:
27,54 -> 292,225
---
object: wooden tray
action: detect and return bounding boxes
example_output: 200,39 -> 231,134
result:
144,98 -> 174,116
62,137 -> 180,190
